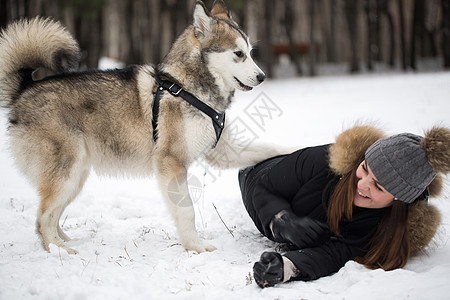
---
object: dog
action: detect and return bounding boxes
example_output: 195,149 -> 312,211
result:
0,0 -> 286,254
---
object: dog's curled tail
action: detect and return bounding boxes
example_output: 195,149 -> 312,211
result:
0,17 -> 80,107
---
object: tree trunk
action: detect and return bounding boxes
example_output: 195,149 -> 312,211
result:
410,0 -> 423,70
244,0 -> 258,44
328,0 -> 337,63
173,0 -> 189,38
85,13 -> 102,68
345,0 -> 360,72
423,1 -> 438,57
150,0 -> 162,64
443,0 -> 450,68
260,0 -> 274,77
285,0 -> 302,75
379,0 -> 395,67
1,0 -> 9,28
397,0 -> 407,70
102,0 -> 120,60
42,0 -> 59,19
364,0 -> 376,71
308,0 -> 316,76
160,0 -> 174,61
28,0 -> 43,16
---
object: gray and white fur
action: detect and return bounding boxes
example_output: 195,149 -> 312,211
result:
0,1 -> 287,254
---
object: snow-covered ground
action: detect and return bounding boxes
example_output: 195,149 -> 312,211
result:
1,72 -> 449,299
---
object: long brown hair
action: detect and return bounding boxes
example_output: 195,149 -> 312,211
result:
327,158 -> 410,270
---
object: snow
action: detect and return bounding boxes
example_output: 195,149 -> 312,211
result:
1,72 -> 449,299
98,57 -> 125,70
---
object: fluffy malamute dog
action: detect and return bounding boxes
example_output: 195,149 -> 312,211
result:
0,1 -> 286,254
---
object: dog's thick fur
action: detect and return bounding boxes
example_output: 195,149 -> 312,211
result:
0,1 -> 286,254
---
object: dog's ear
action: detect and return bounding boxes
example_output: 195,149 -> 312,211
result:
193,1 -> 212,40
211,0 -> 230,19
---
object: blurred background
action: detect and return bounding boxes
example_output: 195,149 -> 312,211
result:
1,0 -> 449,77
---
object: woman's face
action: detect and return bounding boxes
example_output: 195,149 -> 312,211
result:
354,160 -> 395,209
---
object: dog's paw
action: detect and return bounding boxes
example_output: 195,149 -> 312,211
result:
65,247 -> 79,255
48,243 -> 79,255
185,240 -> 217,253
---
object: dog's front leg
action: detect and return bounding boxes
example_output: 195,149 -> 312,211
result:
156,155 -> 216,253
204,127 -> 295,169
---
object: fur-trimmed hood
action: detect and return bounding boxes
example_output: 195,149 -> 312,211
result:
328,125 -> 442,256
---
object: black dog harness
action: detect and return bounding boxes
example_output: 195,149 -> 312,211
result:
152,73 -> 225,148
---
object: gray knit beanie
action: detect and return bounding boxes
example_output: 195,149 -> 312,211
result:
365,133 -> 436,203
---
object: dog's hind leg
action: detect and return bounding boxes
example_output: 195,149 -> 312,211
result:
37,181 -> 78,254
57,217 -> 71,242
37,168 -> 90,254
156,155 -> 216,253
56,168 -> 90,242
35,142 -> 90,254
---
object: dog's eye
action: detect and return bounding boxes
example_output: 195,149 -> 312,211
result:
234,51 -> 244,58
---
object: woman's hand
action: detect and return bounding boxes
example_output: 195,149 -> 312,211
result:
253,252 -> 284,288
271,210 -> 330,249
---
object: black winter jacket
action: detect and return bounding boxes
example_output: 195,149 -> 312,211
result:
239,144 -> 389,281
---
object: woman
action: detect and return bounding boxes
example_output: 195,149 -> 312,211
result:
238,125 -> 450,287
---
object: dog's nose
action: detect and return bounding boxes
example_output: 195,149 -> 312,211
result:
257,73 -> 266,83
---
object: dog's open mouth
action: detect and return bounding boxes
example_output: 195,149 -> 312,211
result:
234,77 -> 253,91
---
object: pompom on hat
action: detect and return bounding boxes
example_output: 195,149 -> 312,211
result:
365,127 -> 450,204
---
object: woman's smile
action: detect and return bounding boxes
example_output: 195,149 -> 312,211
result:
354,161 -> 395,208
356,189 -> 370,199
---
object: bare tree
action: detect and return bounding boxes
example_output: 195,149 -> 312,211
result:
410,0 -> 422,70
378,0 -> 395,67
345,0 -> 360,72
259,0 -> 275,77
284,0 -> 303,75
102,0 -> 120,61
0,0 -> 7,28
244,0 -> 258,42
444,0 -> 450,68
1,0 -> 448,75
397,0 -> 407,70
78,12 -> 102,68
150,0 -> 162,64
308,0 -> 316,76
364,0 -> 377,71
327,0 -> 337,63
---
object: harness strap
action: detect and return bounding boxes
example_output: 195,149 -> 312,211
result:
152,85 -> 164,142
152,73 -> 226,148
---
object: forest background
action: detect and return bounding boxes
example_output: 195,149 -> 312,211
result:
2,0 -> 450,77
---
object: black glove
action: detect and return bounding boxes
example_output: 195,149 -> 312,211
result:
253,252 -> 284,288
271,210 -> 330,249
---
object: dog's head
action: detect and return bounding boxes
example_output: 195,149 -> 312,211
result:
193,1 -> 265,92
